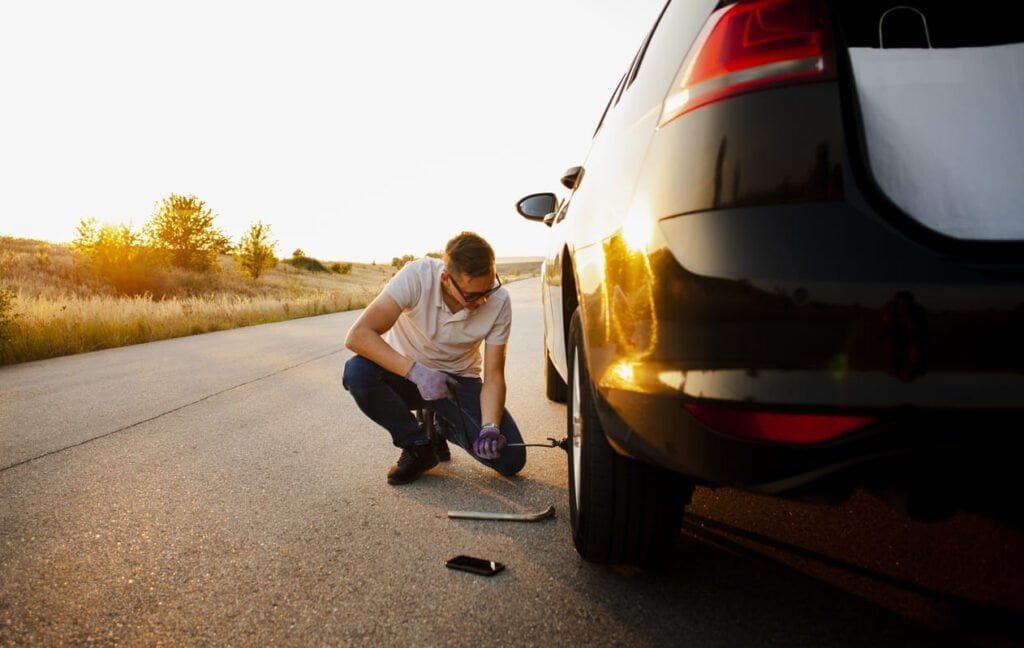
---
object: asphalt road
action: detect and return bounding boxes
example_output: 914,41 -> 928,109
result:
1,278 -> 1021,646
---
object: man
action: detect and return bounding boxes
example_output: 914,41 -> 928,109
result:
342,232 -> 526,485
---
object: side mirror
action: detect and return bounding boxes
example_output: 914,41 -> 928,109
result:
516,193 -> 557,222
560,166 -> 584,190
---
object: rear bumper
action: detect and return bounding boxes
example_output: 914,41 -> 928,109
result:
574,201 -> 1024,492
595,372 -> 1024,492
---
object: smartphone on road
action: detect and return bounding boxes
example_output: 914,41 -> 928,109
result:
446,555 -> 505,576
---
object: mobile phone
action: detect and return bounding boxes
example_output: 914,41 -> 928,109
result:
446,555 -> 505,576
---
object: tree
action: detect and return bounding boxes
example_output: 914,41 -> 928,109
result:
73,218 -> 142,272
144,194 -> 230,271
235,221 -> 278,280
71,218 -> 161,294
292,248 -> 305,259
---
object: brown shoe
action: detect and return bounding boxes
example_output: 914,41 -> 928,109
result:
387,444 -> 439,485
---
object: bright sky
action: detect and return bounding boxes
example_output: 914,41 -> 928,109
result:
0,0 -> 665,263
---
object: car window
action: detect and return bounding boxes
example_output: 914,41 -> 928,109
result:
624,1 -> 671,92
593,73 -> 626,137
594,0 -> 714,136
594,2 -> 668,137
623,0 -> 719,111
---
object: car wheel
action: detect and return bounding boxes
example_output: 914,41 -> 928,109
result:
544,347 -> 568,403
567,308 -> 693,565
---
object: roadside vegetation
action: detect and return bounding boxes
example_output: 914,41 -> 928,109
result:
0,196 -> 540,366
0,237 -> 395,366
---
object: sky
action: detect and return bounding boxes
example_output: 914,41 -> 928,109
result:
0,0 -> 665,263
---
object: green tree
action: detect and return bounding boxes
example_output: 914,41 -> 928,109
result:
144,194 -> 230,271
235,221 -> 278,279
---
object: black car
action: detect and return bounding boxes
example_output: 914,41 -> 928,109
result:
516,0 -> 1024,564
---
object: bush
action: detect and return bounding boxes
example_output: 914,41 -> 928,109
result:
331,262 -> 352,274
72,218 -> 165,296
0,287 -> 12,343
235,221 -> 278,280
392,254 -> 415,269
0,252 -> 12,343
287,256 -> 329,273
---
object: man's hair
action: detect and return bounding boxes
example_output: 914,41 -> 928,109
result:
444,232 -> 495,278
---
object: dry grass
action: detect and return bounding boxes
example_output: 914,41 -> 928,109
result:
0,236 -> 540,366
0,236 -> 392,365
1,291 -> 368,365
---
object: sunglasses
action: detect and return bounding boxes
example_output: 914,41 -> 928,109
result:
446,269 -> 502,302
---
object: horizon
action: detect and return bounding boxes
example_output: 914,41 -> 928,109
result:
1,232 -> 544,266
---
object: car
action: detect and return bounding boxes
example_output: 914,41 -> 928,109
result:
516,0 -> 1024,565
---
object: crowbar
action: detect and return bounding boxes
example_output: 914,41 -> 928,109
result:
447,505 -> 556,522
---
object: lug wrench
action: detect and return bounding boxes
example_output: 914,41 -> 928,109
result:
506,437 -> 568,450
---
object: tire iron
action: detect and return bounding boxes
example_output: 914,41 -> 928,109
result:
506,437 -> 568,451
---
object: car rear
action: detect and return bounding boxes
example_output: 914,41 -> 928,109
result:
575,0 -> 1024,512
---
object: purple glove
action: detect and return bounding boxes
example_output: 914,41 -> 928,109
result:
472,424 -> 506,460
405,362 -> 458,401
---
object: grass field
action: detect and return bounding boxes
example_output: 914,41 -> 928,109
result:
0,237 -> 540,366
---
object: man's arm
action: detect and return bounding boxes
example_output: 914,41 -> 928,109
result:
344,292 -> 414,377
480,342 -> 508,426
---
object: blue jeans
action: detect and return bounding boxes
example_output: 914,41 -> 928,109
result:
342,355 -> 526,476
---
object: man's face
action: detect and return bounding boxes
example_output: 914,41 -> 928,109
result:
444,270 -> 499,310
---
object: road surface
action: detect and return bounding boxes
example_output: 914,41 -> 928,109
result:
2,278 -> 1020,645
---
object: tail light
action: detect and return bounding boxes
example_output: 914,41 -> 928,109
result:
659,0 -> 835,126
686,404 -> 874,444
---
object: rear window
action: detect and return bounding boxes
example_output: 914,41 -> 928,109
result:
834,1 -> 1024,48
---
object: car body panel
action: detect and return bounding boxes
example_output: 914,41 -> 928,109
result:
526,0 -> 1024,500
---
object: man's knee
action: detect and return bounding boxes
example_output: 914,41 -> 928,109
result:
342,355 -> 378,395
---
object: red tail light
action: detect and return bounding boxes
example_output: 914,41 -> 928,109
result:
659,0 -> 835,126
685,404 -> 874,444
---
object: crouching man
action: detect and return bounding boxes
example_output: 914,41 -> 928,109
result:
342,232 -> 526,485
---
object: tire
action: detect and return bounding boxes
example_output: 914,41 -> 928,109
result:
566,308 -> 694,565
544,346 -> 568,403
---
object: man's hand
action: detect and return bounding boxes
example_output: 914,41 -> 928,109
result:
406,362 -> 459,401
472,424 -> 507,460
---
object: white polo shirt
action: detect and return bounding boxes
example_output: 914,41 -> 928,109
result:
383,257 -> 511,378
